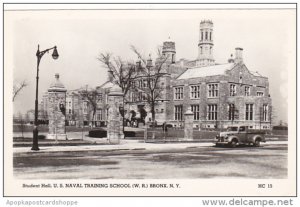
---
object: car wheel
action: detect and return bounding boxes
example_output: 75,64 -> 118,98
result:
230,140 -> 237,148
254,139 -> 261,147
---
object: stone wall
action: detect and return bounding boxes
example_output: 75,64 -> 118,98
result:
168,63 -> 272,129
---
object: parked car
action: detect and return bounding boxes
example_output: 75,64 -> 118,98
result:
215,125 -> 266,147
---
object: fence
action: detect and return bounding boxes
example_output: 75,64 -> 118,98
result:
144,125 -> 219,142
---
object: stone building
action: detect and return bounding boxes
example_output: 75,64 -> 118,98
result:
123,20 -> 272,129
43,20 -> 272,130
64,87 -> 105,127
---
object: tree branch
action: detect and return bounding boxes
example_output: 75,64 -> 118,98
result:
13,80 -> 28,102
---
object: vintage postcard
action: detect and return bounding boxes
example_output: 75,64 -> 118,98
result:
4,3 -> 296,196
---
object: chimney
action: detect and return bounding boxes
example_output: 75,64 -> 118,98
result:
235,47 -> 243,63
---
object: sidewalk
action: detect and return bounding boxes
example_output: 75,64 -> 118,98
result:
13,138 -> 287,154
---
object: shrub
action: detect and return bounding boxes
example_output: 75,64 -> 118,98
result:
89,129 -> 107,138
124,131 -> 135,137
88,129 -> 136,138
38,135 -> 46,139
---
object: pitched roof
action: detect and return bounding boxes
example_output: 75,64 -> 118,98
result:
176,63 -> 235,80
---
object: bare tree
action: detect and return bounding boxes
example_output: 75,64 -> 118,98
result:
97,53 -> 137,101
98,52 -> 137,131
13,80 -> 28,102
131,45 -> 168,124
78,86 -> 100,128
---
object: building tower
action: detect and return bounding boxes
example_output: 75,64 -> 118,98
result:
197,20 -> 215,67
162,37 -> 176,64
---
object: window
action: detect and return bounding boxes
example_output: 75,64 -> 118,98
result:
191,105 -> 200,120
174,87 -> 184,100
190,85 -> 200,99
143,79 -> 147,88
230,84 -> 237,96
96,110 -> 102,121
245,86 -> 250,96
97,94 -> 103,102
83,101 -> 88,114
207,84 -> 219,98
201,31 -> 203,41
263,104 -> 268,121
69,109 -> 72,114
228,104 -> 235,121
207,104 -> 218,120
210,32 -> 212,40
172,54 -> 175,63
142,93 -> 147,101
205,31 -> 208,40
245,104 -> 254,120
239,126 -> 246,132
69,101 -> 71,107
155,108 -> 158,113
257,92 -> 264,96
131,92 -> 137,102
174,105 -> 183,121
138,80 -> 143,88
138,92 -> 147,101
200,46 -> 203,54
161,109 -> 164,113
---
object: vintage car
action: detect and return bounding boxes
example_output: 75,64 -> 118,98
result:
215,125 -> 266,147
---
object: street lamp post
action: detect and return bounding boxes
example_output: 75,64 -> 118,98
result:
32,44 -> 59,151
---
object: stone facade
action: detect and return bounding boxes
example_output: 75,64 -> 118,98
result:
169,62 -> 272,129
47,74 -> 67,140
107,84 -> 124,143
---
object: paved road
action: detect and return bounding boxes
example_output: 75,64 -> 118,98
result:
13,141 -> 287,179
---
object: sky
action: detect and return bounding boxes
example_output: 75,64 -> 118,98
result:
6,7 -> 295,124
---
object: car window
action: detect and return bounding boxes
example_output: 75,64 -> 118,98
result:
239,126 -> 245,132
227,127 -> 238,131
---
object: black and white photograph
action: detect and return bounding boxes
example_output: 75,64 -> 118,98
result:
3,3 -> 296,197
